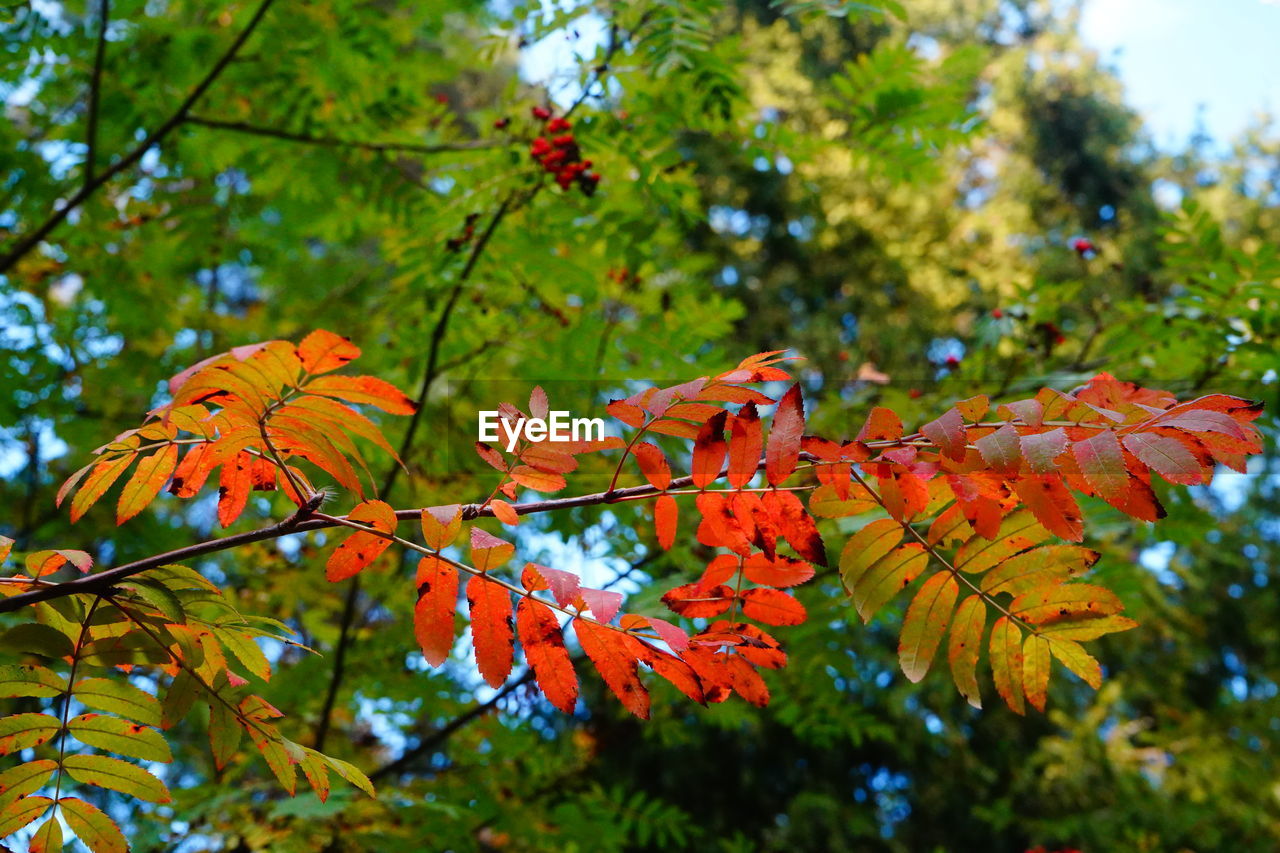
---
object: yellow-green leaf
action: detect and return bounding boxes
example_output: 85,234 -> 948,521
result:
299,751 -> 331,802
0,623 -> 75,659
1022,634 -> 1051,712
30,813 -> 62,853
74,677 -> 162,727
948,595 -> 985,709
1047,637 -> 1103,688
0,760 -> 57,811
852,543 -> 927,624
321,754 -> 376,798
898,572 -> 959,683
1010,583 -> 1123,625
0,794 -> 52,838
839,519 -> 902,593
1038,614 -> 1139,642
116,443 -> 180,524
60,796 -> 129,853
62,754 -> 171,803
979,545 -> 1099,596
162,671 -> 200,731
69,714 -> 173,763
213,628 -> 271,681
954,509 -> 1051,574
0,664 -> 67,699
69,453 -> 135,523
0,713 -> 62,755
989,616 -> 1025,715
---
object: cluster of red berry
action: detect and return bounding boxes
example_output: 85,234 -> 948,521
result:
528,107 -> 600,196
1072,237 -> 1096,256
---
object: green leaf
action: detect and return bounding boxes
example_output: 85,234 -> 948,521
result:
897,572 -> 959,683
214,627 -> 271,681
146,564 -> 221,594
62,754 -> 171,803
0,623 -> 75,659
947,595 -> 985,709
69,714 -> 173,763
0,713 -> 63,755
321,753 -> 376,798
209,701 -> 243,770
0,760 -> 58,811
954,510 -> 1051,574
60,796 -> 129,853
0,795 -> 53,838
74,677 -> 162,727
162,670 -> 201,731
0,664 -> 67,699
118,578 -> 186,623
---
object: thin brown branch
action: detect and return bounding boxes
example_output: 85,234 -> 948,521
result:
184,115 -> 506,156
0,0 -> 277,274
84,0 -> 109,187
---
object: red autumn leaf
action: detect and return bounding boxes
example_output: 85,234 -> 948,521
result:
662,583 -> 734,618
728,402 -> 763,488
297,329 -> 360,375
169,443 -> 215,499
877,467 -> 931,522
691,410 -> 729,488
606,399 -> 646,428
695,491 -> 753,555
1122,432 -> 1205,485
517,598 -> 578,713
474,442 -> 507,472
762,489 -> 827,566
217,451 -> 253,528
626,636 -> 704,703
856,406 -> 902,442
620,614 -> 690,652
581,587 -> 624,623
921,407 -> 967,461
741,553 -> 814,588
698,554 -> 741,589
468,576 -> 515,688
510,465 -> 567,493
766,384 -> 804,485
654,494 -> 678,550
740,588 -> 807,626
575,619 -> 650,718
974,424 -> 1022,475
489,498 -> 520,526
1011,475 -> 1083,542
304,375 -> 417,415
327,499 -> 397,581
632,442 -> 672,490
414,555 -> 459,667
1072,430 -> 1129,501
1020,427 -> 1068,474
725,654 -> 770,707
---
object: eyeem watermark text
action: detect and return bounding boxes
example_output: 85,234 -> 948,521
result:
478,411 -> 605,452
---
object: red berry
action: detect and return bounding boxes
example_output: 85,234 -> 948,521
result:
552,133 -> 575,147
435,93 -> 449,104
992,308 -> 1004,319
493,117 -> 510,129
530,137 -> 551,154
532,106 -> 552,121
944,354 -> 960,368
909,388 -> 923,399
547,117 -> 571,132
1073,237 -> 1095,255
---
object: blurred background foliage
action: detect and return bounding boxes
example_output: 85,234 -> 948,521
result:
2,0 -> 1278,849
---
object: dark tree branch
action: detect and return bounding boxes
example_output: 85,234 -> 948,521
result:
314,189 -> 525,751
0,0 -> 277,274
84,0 -> 109,187
184,115 -> 506,155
